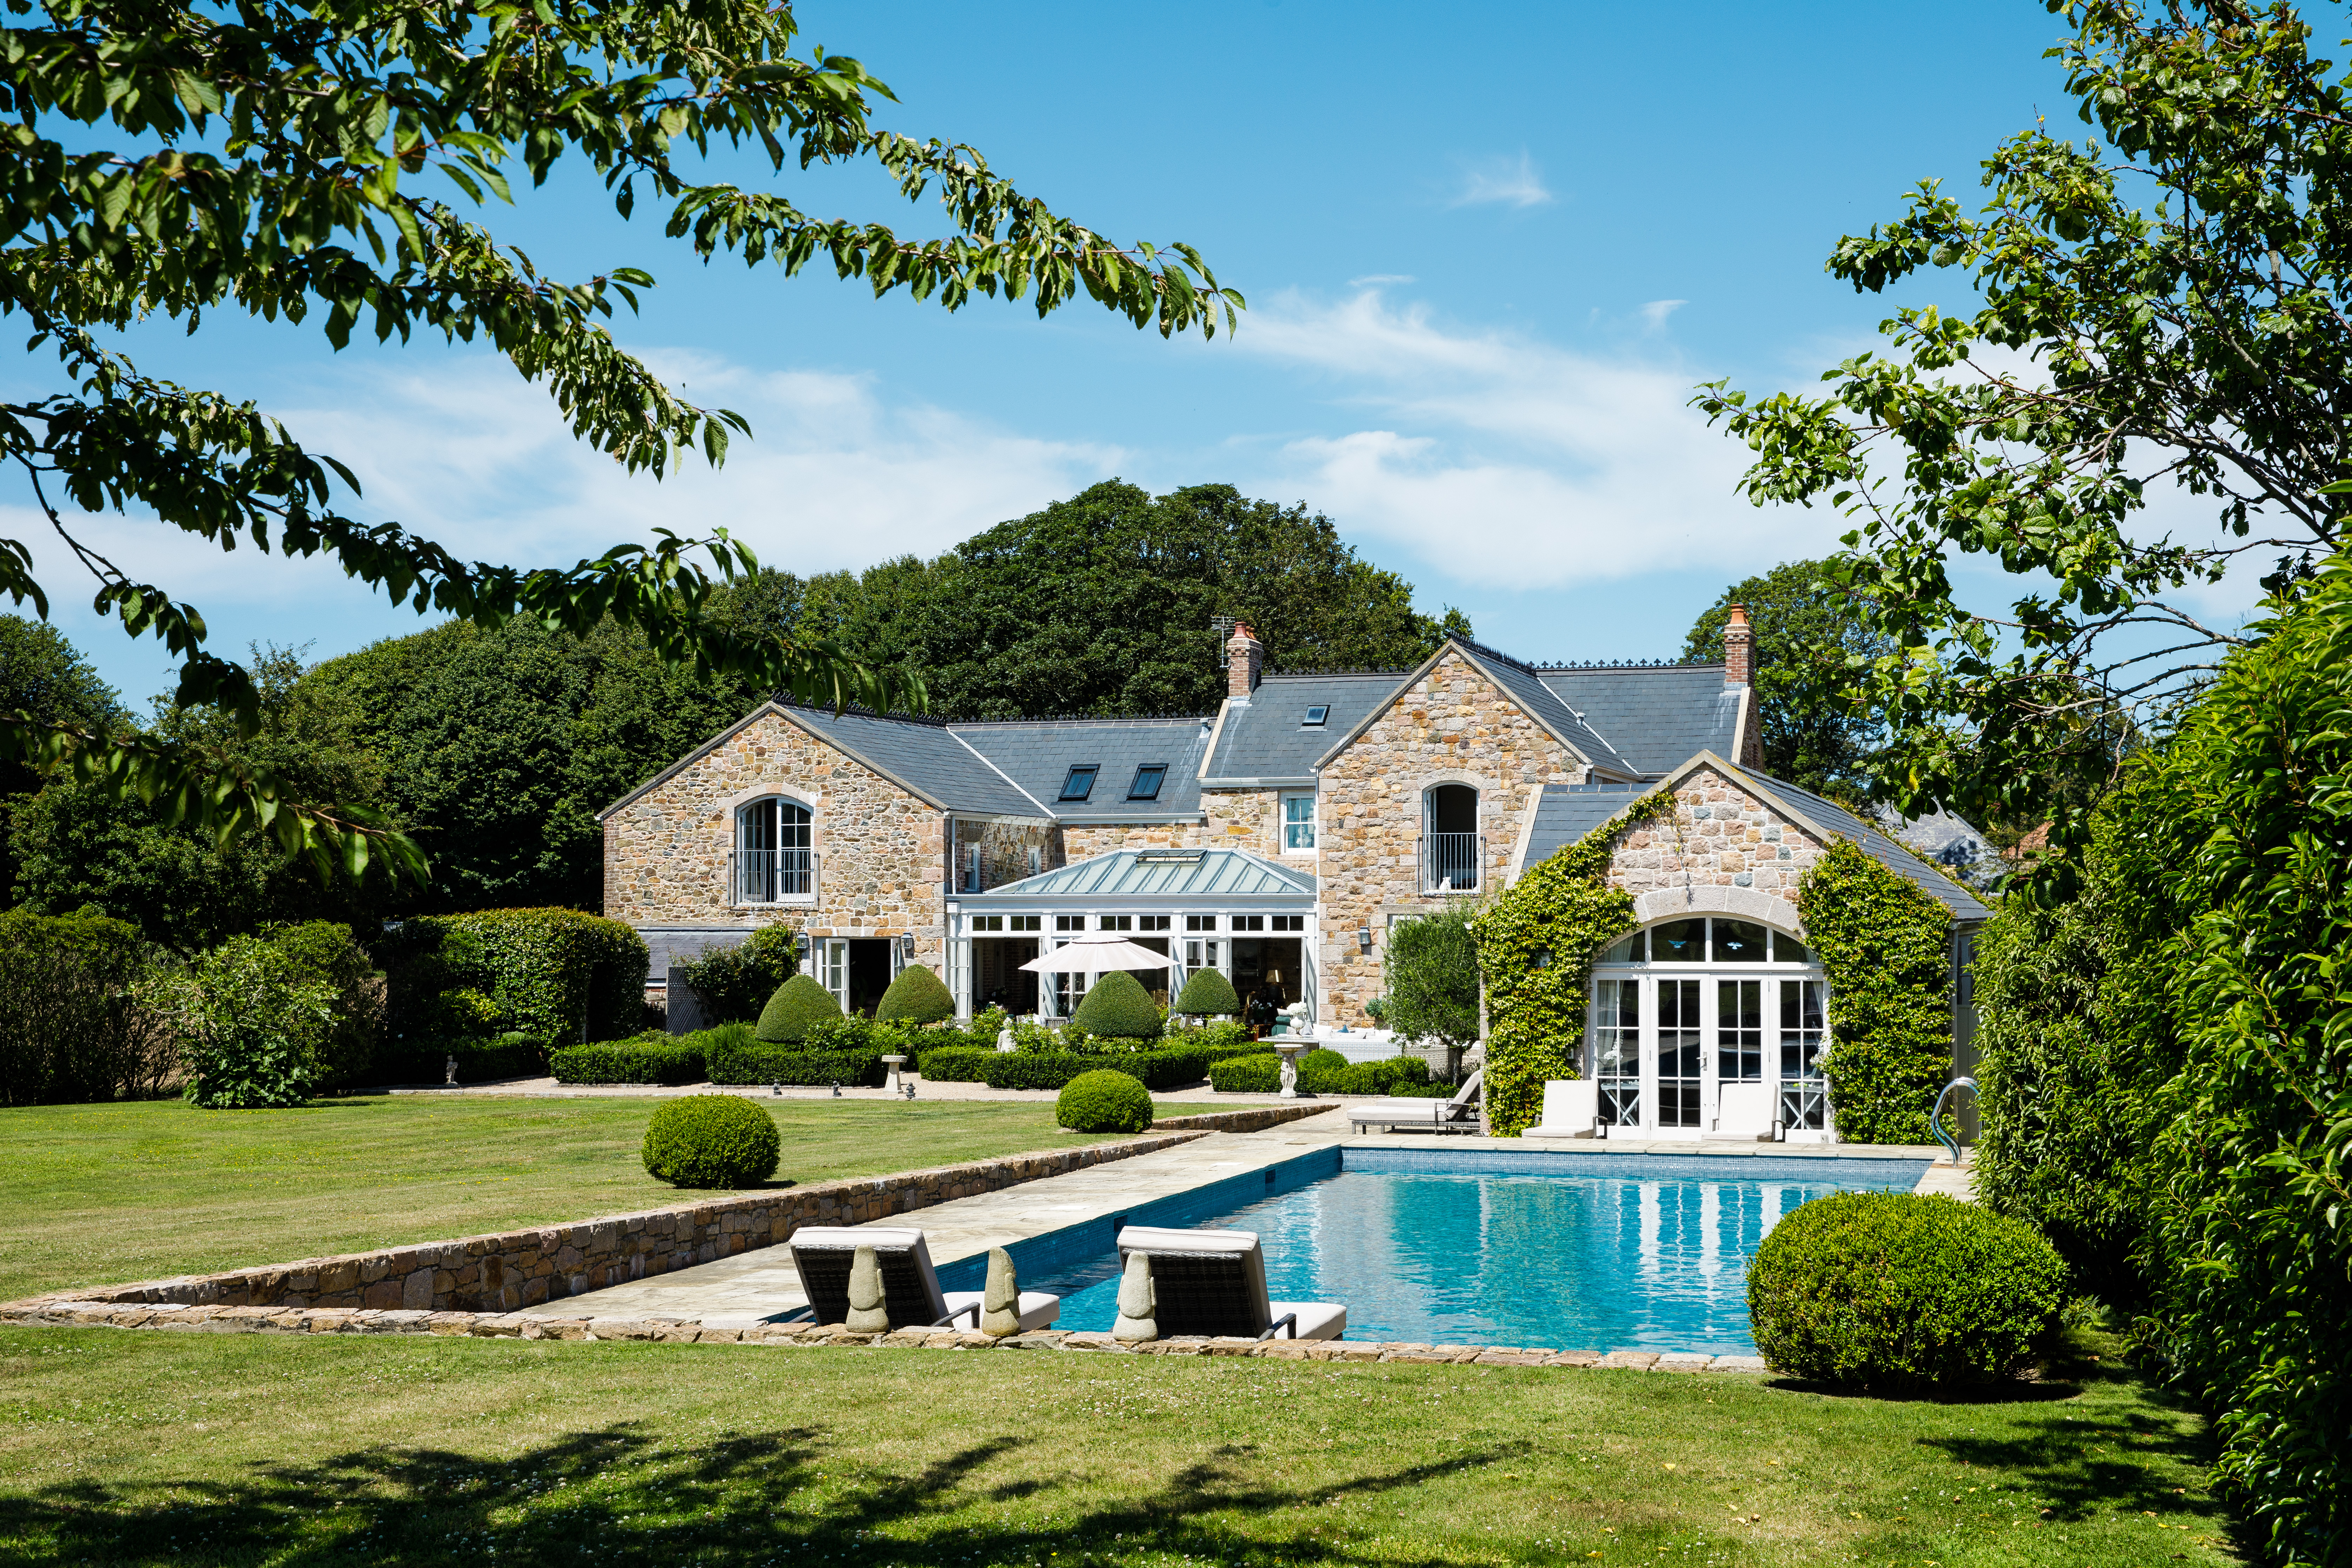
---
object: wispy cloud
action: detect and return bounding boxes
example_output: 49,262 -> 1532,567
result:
1230,288 -> 1843,589
1449,150 -> 1555,210
1347,273 -> 1417,287
1639,299 -> 1688,330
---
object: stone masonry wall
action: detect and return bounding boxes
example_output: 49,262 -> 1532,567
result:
603,706 -> 948,967
1060,821 -> 1208,861
952,817 -> 1059,892
1315,650 -> 1590,1025
1606,762 -> 1828,905
39,1134 -> 1212,1315
1202,788 -> 1286,860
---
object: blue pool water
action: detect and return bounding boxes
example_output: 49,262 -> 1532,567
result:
937,1148 -> 1927,1354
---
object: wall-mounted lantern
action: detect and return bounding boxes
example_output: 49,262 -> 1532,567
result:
1356,925 -> 1374,954
897,933 -> 917,965
1532,948 -> 1552,971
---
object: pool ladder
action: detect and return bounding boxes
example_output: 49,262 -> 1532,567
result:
1931,1076 -> 1977,1166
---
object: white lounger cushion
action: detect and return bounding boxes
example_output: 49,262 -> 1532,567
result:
1115,1225 -> 1345,1340
787,1225 -> 1062,1331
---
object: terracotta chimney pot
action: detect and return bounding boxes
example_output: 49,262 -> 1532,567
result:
1226,622 -> 1265,701
1723,604 -> 1752,688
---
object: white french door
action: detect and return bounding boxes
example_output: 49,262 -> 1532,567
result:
1588,970 -> 1830,1138
820,938 -> 850,1012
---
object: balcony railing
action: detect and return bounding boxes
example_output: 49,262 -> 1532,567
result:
1419,832 -> 1485,893
730,848 -> 816,904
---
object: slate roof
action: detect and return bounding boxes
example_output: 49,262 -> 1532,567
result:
1516,760 -> 1993,924
1742,772 -> 1993,922
952,717 -> 1210,820
1536,663 -> 1742,776
1452,642 -> 1638,778
961,846 -> 1316,902
1203,673 -> 1400,782
778,705 -> 1042,816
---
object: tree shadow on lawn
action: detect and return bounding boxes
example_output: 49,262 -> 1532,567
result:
1,1419 -> 1525,1567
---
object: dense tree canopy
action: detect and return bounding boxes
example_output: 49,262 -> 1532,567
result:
1696,0 -> 2352,896
715,481 -> 1470,718
0,615 -> 122,890
1682,561 -> 1886,802
0,0 -> 1236,881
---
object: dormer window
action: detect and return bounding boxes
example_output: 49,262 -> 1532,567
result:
1302,705 -> 1329,727
1127,764 -> 1167,800
1059,765 -> 1099,801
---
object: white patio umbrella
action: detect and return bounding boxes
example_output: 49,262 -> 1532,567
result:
1018,936 -> 1174,973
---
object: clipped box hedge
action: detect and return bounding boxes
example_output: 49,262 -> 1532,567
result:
916,1045 -> 998,1082
708,1039 -> 889,1088
979,1047 -> 1211,1093
1208,1054 -> 1280,1093
550,1037 -> 707,1086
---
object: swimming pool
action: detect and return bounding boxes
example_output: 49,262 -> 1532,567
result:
936,1147 -> 1928,1354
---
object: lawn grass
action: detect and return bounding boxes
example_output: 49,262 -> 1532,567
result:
0,1096 -> 1141,1303
0,1323 -> 2233,1568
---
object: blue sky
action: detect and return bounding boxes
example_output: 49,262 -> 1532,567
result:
21,0 -> 2201,706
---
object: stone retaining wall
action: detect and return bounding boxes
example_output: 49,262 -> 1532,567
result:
0,1299 -> 1767,1373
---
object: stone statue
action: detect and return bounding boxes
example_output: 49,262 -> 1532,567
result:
996,1023 -> 1016,1054
1111,1251 -> 1157,1342
845,1244 -> 890,1334
980,1246 -> 1022,1337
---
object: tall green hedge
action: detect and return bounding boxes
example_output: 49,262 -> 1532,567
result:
1471,789 -> 1667,1136
1795,839 -> 1954,1146
0,907 -> 156,1105
387,908 -> 646,1044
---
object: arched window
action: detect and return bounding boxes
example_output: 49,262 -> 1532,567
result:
1589,917 -> 1830,1140
1421,783 -> 1480,892
735,797 -> 813,903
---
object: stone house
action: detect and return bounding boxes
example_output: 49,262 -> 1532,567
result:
600,611 -> 1987,1140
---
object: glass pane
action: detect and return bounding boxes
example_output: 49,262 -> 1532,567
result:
1593,979 -> 1641,1127
1717,979 -> 1763,1082
1712,919 -> 1768,963
1658,979 -> 1702,1127
1652,919 -> 1705,962
1599,930 -> 1645,964
1773,931 -> 1810,964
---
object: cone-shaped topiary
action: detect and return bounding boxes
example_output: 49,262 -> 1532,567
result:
1070,969 -> 1163,1039
1173,967 -> 1240,1017
756,973 -> 843,1042
641,1094 -> 782,1188
1057,1068 -> 1154,1133
875,963 -> 956,1025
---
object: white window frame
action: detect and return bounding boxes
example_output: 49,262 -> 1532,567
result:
734,795 -> 816,906
1588,918 -> 1832,1142
1280,791 -> 1317,853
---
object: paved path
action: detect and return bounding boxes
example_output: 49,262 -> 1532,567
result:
517,1113 -> 1953,1323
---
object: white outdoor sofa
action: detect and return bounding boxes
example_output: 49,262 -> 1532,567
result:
779,1226 -> 1061,1333
1114,1225 -> 1346,1340
1345,1068 -> 1483,1136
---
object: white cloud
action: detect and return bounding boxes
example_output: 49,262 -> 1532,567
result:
1347,273 -> 1417,286
1639,299 -> 1688,330
272,353 -> 1126,576
1229,288 -> 1843,588
1450,150 -> 1554,210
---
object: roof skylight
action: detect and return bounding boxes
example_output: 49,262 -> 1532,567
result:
1128,764 -> 1167,800
1058,765 -> 1099,801
1302,705 -> 1330,727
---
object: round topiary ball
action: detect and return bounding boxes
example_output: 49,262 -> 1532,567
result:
1173,967 -> 1240,1017
875,963 -> 956,1026
641,1095 -> 782,1189
756,973 -> 843,1043
1069,970 -> 1163,1040
1747,1191 -> 2066,1389
1056,1069 -> 1155,1134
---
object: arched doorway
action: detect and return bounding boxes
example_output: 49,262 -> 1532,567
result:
1422,783 -> 1480,892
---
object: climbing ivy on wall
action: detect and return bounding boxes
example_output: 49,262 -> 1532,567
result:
1473,789 -> 1676,1137
1795,839 -> 1954,1145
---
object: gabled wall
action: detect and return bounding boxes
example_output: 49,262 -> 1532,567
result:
1315,648 -> 1593,1024
602,707 -> 947,960
1607,761 -> 1827,933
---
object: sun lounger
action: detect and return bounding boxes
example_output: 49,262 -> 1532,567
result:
1346,1068 -> 1482,1135
1114,1225 -> 1345,1340
781,1226 -> 1061,1332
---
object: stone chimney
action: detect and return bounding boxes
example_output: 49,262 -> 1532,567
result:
1226,621 -> 1265,702
1723,603 -> 1752,687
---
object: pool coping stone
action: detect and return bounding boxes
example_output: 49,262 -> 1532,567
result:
0,1299 -> 1778,1372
